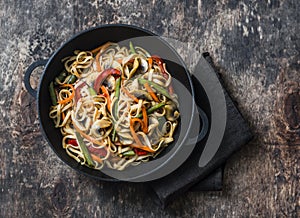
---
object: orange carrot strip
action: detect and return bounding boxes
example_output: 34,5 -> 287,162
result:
147,57 -> 153,69
58,84 -> 75,105
91,42 -> 112,54
61,111 -> 65,120
144,82 -> 159,102
142,106 -> 148,133
72,122 -> 103,146
130,118 -> 144,147
90,153 -> 103,164
130,118 -> 144,130
93,42 -> 113,72
101,85 -> 111,111
121,87 -> 139,103
91,46 -> 103,54
129,143 -> 155,153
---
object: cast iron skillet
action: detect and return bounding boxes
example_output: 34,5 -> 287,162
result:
24,24 -> 209,182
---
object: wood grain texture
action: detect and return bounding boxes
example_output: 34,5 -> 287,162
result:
0,0 -> 299,217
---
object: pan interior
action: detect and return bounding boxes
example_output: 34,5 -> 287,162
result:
38,25 -> 200,181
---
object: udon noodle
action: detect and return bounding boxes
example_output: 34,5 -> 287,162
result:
49,42 -> 180,171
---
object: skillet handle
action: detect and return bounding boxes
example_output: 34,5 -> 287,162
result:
196,106 -> 209,143
24,59 -> 48,98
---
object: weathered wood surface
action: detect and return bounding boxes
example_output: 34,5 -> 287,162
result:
0,0 -> 299,217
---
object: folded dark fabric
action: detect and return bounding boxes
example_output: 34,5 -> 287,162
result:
148,53 -> 253,207
190,166 -> 223,191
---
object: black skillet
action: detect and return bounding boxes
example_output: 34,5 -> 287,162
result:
24,24 -> 209,182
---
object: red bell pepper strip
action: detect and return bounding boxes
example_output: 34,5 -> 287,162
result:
151,56 -> 168,79
134,148 -> 148,156
101,85 -> 111,111
68,139 -> 78,147
75,82 -> 87,102
94,68 -> 121,94
151,55 -> 174,94
75,82 -> 97,103
88,146 -> 107,158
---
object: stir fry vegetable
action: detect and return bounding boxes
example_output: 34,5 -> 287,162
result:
49,42 -> 180,171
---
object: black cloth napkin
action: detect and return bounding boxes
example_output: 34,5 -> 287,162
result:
148,53 -> 253,207
190,166 -> 224,191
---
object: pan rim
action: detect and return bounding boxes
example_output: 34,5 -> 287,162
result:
37,23 -> 197,182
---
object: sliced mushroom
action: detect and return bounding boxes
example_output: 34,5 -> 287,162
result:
117,132 -> 134,145
128,58 -> 139,79
90,118 -> 112,138
139,58 -> 148,73
131,89 -> 153,101
94,118 -> 112,128
165,102 -> 180,121
103,75 -> 115,92
163,137 -> 174,144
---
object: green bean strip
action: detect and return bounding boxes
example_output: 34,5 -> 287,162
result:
75,132 -> 94,167
66,74 -> 77,84
112,77 -> 121,141
49,82 -> 57,105
122,150 -> 135,156
54,70 -> 67,85
88,86 -> 97,96
136,102 -> 165,118
113,77 -> 121,118
147,102 -> 166,114
138,78 -> 172,99
111,126 -> 117,142
129,41 -> 136,54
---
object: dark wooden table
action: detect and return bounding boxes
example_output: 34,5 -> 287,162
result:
1,0 -> 299,217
